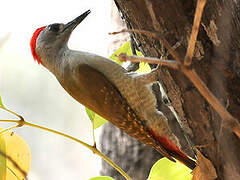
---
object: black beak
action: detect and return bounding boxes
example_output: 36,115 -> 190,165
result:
63,10 -> 91,32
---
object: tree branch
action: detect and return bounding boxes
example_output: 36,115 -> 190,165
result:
184,0 -> 206,66
110,29 -> 183,64
118,53 -> 179,69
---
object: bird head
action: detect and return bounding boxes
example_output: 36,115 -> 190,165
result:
30,10 -> 91,65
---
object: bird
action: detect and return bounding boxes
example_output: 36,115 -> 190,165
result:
30,9 -> 196,170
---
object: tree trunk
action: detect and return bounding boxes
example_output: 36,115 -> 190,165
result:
110,0 -> 240,179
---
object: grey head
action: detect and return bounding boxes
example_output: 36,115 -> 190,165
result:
30,10 -> 91,65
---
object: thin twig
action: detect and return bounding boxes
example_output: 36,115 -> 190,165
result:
145,0 -> 161,30
0,106 -> 132,180
110,29 -> 183,64
183,68 -> 240,132
0,124 -> 19,135
182,69 -> 233,121
23,121 -> 132,179
164,41 -> 182,59
184,0 -> 206,66
232,126 -> 240,138
118,53 -> 179,69
91,121 -> 96,148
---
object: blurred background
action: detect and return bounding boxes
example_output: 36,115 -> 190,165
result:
0,0 -> 120,179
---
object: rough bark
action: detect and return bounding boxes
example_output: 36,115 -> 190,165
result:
111,0 -> 240,179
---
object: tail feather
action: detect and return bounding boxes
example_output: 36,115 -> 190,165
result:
159,136 -> 196,170
149,129 -> 196,170
169,150 -> 196,170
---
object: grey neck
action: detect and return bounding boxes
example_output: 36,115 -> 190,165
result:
39,45 -> 69,74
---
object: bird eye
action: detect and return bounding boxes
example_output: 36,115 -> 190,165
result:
48,23 -> 61,32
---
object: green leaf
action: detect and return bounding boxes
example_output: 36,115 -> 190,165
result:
110,41 -> 133,65
110,40 -> 151,73
0,128 -> 31,179
86,108 -> 95,122
110,40 -> 144,63
148,158 -> 192,180
137,62 -> 151,73
0,95 -> 5,108
93,114 -> 107,129
0,131 -> 6,179
86,108 -> 107,129
89,176 -> 115,180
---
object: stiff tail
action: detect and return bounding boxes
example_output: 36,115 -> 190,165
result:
169,150 -> 196,170
159,136 -> 196,170
149,129 -> 196,170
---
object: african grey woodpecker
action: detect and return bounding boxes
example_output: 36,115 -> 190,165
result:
30,10 -> 196,169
